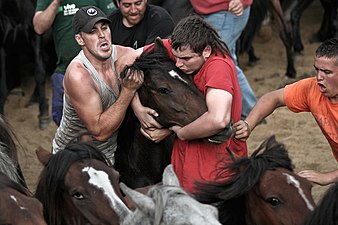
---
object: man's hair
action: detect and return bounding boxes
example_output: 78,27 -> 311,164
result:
170,15 -> 231,58
316,38 -> 338,65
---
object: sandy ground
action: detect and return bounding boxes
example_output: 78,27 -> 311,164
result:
3,0 -> 336,203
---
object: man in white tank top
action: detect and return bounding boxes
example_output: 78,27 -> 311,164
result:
52,6 -> 143,165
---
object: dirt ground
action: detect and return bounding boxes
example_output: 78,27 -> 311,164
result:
3,0 -> 336,203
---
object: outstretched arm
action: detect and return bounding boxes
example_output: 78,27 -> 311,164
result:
234,88 -> 286,140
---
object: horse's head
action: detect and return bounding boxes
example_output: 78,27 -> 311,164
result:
119,164 -> 221,225
124,38 -> 207,127
35,143 -> 130,225
0,172 -> 47,225
194,135 -> 316,225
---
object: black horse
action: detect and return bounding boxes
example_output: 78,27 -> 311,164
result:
0,0 -> 55,129
303,182 -> 338,225
291,0 -> 338,55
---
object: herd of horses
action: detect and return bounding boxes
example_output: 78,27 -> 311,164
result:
0,38 -> 338,224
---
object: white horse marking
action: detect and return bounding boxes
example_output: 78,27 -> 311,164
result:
168,70 -> 188,84
82,167 -> 131,216
10,195 -> 27,210
283,173 -> 315,211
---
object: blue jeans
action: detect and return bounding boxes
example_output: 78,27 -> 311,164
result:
203,7 -> 257,119
51,73 -> 64,126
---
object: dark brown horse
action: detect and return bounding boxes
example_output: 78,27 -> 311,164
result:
194,135 -> 316,225
0,171 -> 47,225
0,113 -> 46,224
116,38 -> 234,189
34,143 -> 130,225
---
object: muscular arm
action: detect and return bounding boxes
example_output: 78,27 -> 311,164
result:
172,88 -> 232,141
33,0 -> 61,34
234,88 -> 286,140
64,60 -> 143,142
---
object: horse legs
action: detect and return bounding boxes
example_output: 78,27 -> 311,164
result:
33,35 -> 50,129
270,0 -> 296,78
291,0 -> 315,55
0,47 -> 8,115
316,0 -> 338,41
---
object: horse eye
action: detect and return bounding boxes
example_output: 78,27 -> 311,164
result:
158,87 -> 171,94
266,197 -> 281,207
72,192 -> 84,200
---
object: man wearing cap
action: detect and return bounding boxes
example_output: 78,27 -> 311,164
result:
33,0 -> 116,127
52,6 -> 143,165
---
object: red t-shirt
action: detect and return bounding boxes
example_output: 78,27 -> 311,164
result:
150,39 -> 247,192
284,78 -> 338,161
190,0 -> 253,15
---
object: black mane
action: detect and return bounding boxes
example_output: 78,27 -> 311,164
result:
34,142 -> 109,225
194,135 -> 294,225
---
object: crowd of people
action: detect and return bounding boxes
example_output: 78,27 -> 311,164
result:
16,0 -> 338,193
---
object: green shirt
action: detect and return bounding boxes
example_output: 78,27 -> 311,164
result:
35,0 -> 116,74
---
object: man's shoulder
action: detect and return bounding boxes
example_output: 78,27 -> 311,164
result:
148,4 -> 173,20
108,8 -> 122,20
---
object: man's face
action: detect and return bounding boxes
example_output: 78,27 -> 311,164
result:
314,56 -> 338,103
118,0 -> 147,27
79,21 -> 112,61
172,45 -> 206,75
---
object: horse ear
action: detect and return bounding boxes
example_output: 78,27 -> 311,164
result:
35,146 -> 51,166
162,164 -> 180,186
120,183 -> 155,213
153,37 -> 169,56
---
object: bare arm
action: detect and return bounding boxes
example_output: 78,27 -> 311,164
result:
234,88 -> 286,140
171,88 -> 232,141
298,169 -> 338,186
64,60 -> 143,141
33,0 -> 62,34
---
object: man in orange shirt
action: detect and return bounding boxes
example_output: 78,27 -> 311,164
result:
235,38 -> 338,186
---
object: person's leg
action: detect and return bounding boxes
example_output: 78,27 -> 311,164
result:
204,8 -> 257,119
51,73 -> 64,126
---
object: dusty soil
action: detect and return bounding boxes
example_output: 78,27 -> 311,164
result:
4,0 -> 336,203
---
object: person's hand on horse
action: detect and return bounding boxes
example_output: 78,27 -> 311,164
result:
122,68 -> 144,92
229,0 -> 244,16
298,170 -> 338,186
233,120 -> 251,141
140,127 -> 172,143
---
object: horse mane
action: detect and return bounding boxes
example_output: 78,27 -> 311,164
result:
303,183 -> 338,225
0,171 -> 30,196
34,142 -> 110,225
194,135 -> 294,225
0,114 -> 26,186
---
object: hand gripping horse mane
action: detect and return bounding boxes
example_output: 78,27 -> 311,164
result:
116,37 -> 234,189
194,135 -> 316,225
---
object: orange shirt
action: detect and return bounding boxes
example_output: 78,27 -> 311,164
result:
284,78 -> 338,161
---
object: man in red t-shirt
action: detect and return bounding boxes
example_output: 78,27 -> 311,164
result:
133,15 -> 247,193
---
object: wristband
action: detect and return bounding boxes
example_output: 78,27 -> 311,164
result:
243,120 -> 252,133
